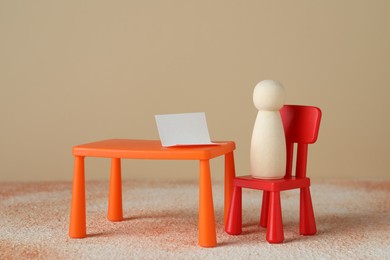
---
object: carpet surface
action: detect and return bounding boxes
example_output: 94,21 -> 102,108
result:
0,179 -> 389,259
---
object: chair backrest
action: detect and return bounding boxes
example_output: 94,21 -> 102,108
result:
280,105 -> 322,178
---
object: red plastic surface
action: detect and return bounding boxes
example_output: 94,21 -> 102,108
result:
73,139 -> 235,160
225,105 -> 322,243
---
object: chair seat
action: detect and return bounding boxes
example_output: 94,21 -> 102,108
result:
234,175 -> 310,192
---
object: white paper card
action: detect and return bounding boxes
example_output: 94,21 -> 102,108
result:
155,112 -> 217,147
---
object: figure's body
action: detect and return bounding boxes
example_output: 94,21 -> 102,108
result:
250,80 -> 286,179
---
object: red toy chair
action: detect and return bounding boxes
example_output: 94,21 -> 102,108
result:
225,105 -> 322,243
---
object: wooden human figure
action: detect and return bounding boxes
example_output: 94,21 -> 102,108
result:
250,80 -> 286,179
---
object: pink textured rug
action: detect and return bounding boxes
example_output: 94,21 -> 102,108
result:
1,179 -> 389,259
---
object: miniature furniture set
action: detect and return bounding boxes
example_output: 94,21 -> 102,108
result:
69,79 -> 321,248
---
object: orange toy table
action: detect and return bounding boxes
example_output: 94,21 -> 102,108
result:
69,139 -> 236,247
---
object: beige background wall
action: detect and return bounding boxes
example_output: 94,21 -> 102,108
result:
1,0 -> 389,182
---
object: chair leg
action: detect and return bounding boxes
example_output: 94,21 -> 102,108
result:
300,187 -> 317,235
266,191 -> 284,243
260,191 -> 270,228
224,151 -> 236,227
225,186 -> 242,235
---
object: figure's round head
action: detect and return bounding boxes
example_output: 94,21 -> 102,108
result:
253,80 -> 285,111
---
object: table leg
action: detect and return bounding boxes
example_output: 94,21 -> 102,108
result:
108,158 -> 123,221
198,159 -> 217,247
69,156 -> 86,238
224,151 -> 236,227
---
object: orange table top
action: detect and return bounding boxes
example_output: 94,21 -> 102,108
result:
73,139 -> 236,160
